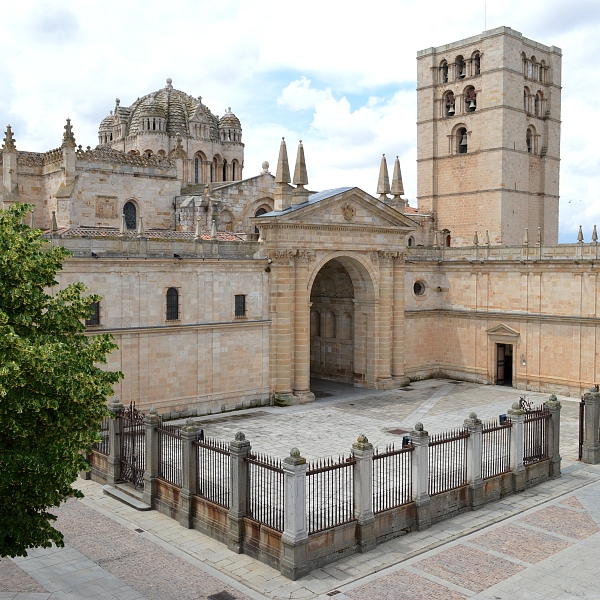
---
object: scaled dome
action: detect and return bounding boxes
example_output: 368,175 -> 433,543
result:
219,107 -> 241,129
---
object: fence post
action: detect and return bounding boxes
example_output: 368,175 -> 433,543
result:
544,394 -> 562,477
508,402 -> 526,492
352,434 -> 376,553
281,448 -> 309,581
179,419 -> 201,528
142,408 -> 159,507
227,431 -> 250,554
582,387 -> 600,464
464,412 -> 483,508
106,396 -> 123,486
410,422 -> 431,531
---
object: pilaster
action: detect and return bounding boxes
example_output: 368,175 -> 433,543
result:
410,423 -> 431,530
179,419 -> 202,528
227,432 -> 251,553
581,387 -> 600,464
352,435 -> 376,553
377,252 -> 393,387
392,255 -> 409,384
464,412 -> 484,508
508,402 -> 526,491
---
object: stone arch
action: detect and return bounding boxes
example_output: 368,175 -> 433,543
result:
122,200 -> 138,230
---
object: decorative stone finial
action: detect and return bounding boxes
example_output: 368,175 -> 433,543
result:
292,140 -> 308,187
119,213 -> 126,236
546,393 -> 561,409
194,216 -> 201,241
469,412 -> 477,419
235,431 -> 245,441
578,225 -> 584,243
290,447 -> 300,458
136,214 -> 145,237
357,434 -> 368,444
111,396 -> 121,405
353,434 -> 373,451
62,118 -> 76,148
415,422 -> 423,431
284,447 -> 306,465
115,98 -> 120,106
391,155 -> 404,197
274,137 -> 291,184
210,219 -> 218,240
537,227 -> 542,245
485,229 -> 490,245
473,231 -> 479,246
523,228 -> 529,246
2,125 -> 16,152
261,160 -> 270,174
593,225 -> 598,243
166,78 -> 173,88
51,211 -> 58,233
512,401 -> 521,410
185,417 -> 195,427
149,407 -> 158,415
377,154 -> 390,198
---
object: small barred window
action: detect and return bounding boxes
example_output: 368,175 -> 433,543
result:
166,288 -> 179,321
235,294 -> 246,318
85,301 -> 100,326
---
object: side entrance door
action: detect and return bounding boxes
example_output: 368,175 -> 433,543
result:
497,344 -> 505,385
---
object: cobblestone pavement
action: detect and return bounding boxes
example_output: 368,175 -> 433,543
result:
1,378 -> 598,599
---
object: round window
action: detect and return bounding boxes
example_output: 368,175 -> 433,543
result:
413,281 -> 426,296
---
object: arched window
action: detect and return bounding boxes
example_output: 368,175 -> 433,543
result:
222,160 -> 228,182
526,129 -> 533,153
407,236 -> 415,247
534,93 -> 540,116
144,149 -> 153,157
457,127 -> 468,154
465,86 -> 477,112
528,56 -> 535,79
446,234 -> 451,247
254,206 -> 268,234
194,158 -> 199,183
472,51 -> 481,76
444,91 -> 456,116
123,201 -> 137,230
441,229 -> 451,247
523,87 -> 530,113
456,55 -> 466,79
166,288 -> 179,321
157,150 -> 166,159
440,60 -> 448,83
232,159 -> 239,181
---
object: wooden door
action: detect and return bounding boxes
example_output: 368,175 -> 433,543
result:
497,344 -> 505,385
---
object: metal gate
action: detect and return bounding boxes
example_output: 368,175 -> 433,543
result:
119,402 -> 145,489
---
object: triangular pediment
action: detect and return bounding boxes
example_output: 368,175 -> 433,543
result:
268,187 -> 417,230
487,323 -> 520,337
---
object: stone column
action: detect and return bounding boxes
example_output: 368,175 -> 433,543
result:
377,252 -> 393,388
227,432 -> 251,554
179,419 -> 202,528
464,412 -> 484,508
392,255 -> 409,385
280,448 -> 309,581
544,394 -> 562,477
508,402 -> 526,492
410,422 -> 431,530
582,387 -> 600,464
142,408 -> 159,507
293,251 -> 315,403
352,435 -> 376,553
106,396 -> 123,486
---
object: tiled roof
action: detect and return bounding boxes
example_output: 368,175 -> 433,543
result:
43,227 -> 243,242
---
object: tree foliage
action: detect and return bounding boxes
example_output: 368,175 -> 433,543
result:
0,203 -> 122,557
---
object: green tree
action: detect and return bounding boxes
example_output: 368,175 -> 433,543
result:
0,203 -> 122,557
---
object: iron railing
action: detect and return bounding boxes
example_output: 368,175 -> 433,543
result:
428,428 -> 469,496
119,402 -> 145,489
307,456 -> 355,534
157,423 -> 182,487
246,453 -> 285,532
481,418 -> 512,479
372,443 -> 414,513
523,405 -> 550,465
92,415 -> 110,456
196,437 -> 230,508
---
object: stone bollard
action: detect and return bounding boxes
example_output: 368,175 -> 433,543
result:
352,435 -> 376,553
142,408 -> 159,507
106,396 -> 124,486
582,387 -> 600,464
545,394 -> 562,477
227,432 -> 250,554
280,448 -> 309,581
410,422 -> 431,531
508,401 -> 526,492
179,419 -> 202,528
464,412 -> 484,508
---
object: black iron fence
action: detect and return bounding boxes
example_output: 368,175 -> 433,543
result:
246,453 -> 285,532
119,402 -> 146,489
428,428 -> 469,496
524,405 -> 550,465
372,443 -> 413,513
306,456 -> 355,534
157,423 -> 183,487
196,437 -> 230,508
92,415 -> 111,456
482,418 -> 512,479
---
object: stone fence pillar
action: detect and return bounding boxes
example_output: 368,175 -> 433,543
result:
410,422 -> 431,531
227,432 -> 250,554
352,435 -> 375,553
106,396 -> 123,486
179,419 -> 202,528
582,387 -> 600,464
545,394 -> 562,477
508,402 -> 526,492
281,448 -> 309,581
464,412 -> 484,508
142,408 -> 159,507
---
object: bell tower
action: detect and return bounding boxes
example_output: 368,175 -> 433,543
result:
416,27 -> 562,245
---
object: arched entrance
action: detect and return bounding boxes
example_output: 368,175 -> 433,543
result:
307,255 -> 376,387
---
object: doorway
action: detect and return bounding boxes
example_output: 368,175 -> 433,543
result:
496,343 -> 513,386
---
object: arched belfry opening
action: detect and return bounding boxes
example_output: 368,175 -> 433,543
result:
308,256 -> 374,385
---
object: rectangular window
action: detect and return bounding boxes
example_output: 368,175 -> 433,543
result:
166,288 -> 179,321
234,294 -> 246,318
85,301 -> 100,327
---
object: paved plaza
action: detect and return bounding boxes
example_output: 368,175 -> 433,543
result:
1,378 -> 599,599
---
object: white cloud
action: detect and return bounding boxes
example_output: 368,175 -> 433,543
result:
277,77 -> 333,111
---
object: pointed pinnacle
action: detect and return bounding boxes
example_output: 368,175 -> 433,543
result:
377,154 -> 390,197
523,228 -> 529,245
120,213 -> 127,235
391,156 -> 404,196
293,140 -> 308,187
274,137 -> 291,184
62,118 -> 76,148
578,225 -> 584,243
537,227 -> 542,245
484,229 -> 490,245
137,215 -> 145,236
473,231 -> 479,246
51,211 -> 58,232
3,125 -> 16,151
211,219 -> 218,240
593,225 -> 598,243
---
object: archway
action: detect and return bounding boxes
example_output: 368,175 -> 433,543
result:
307,256 -> 376,386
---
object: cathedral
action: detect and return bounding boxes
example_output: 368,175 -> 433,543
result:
2,26 -> 592,416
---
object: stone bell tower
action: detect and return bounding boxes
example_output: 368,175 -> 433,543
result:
416,27 -> 562,246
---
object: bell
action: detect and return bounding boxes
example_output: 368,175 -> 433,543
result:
460,133 -> 468,146
469,100 -> 476,110
448,104 -> 455,115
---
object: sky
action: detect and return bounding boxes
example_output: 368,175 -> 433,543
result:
1,0 -> 599,242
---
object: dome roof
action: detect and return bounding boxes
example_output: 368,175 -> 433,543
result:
219,107 -> 241,129
110,79 -> 221,139
99,113 -> 114,131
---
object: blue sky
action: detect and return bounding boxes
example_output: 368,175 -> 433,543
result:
1,0 -> 600,243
